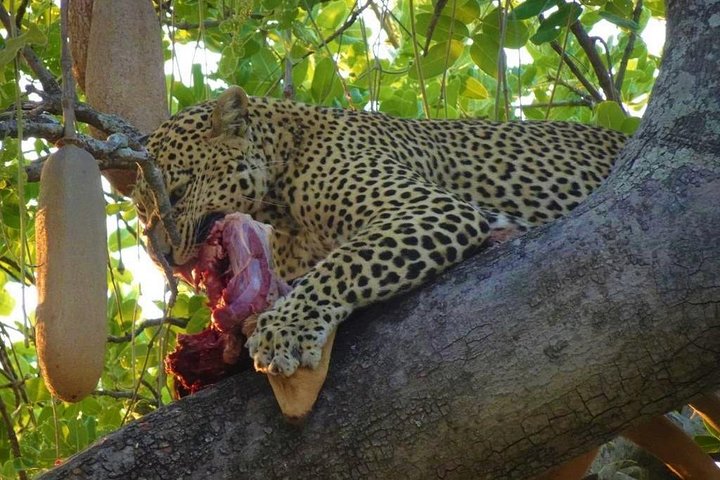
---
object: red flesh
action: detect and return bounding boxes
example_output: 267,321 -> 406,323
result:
165,213 -> 290,397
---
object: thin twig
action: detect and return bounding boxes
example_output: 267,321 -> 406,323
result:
141,379 -> 162,406
300,1 -> 373,60
107,317 -> 190,344
437,0 -> 457,118
283,30 -> 295,99
549,41 -> 604,102
93,390 -> 149,401
569,21 -> 619,103
409,0 -> 430,118
0,395 -> 28,480
14,0 -> 28,28
422,0 -> 448,55
60,0 -> 76,138
519,100 -> 592,110
545,8 -> 574,120
553,77 -> 595,103
370,0 -> 399,48
168,14 -> 267,30
495,0 -> 511,121
302,0 -> 355,104
615,0 -> 644,93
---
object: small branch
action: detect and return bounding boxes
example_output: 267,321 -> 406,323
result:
370,1 -> 400,49
569,21 -> 620,103
93,390 -> 149,401
14,0 -> 28,29
0,116 -> 64,146
519,100 -> 592,110
300,0 -> 373,60
172,19 -> 221,30
549,41 -> 604,102
319,0 -> 373,51
0,395 -> 28,480
614,0 -> 644,93
107,317 -> 190,344
141,379 -> 162,406
553,77 -> 595,103
544,10 -> 574,120
21,133 -> 150,182
282,30 -> 295,99
168,14 -> 268,31
422,0 -> 448,55
408,0 -> 430,118
0,257 -> 35,285
301,0 -> 355,104
60,0 -> 77,138
26,87 -> 145,145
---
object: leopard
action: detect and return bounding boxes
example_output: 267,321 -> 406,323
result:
132,85 -> 626,378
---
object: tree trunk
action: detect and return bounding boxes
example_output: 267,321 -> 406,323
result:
40,0 -> 720,478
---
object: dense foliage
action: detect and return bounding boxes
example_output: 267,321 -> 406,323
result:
0,0 -> 705,478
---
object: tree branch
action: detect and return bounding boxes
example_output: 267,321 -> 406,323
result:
520,100 -> 592,110
549,40 -> 604,102
26,87 -> 146,145
18,133 -> 148,182
615,0 -> 645,93
569,21 -> 620,103
0,394 -> 27,480
107,317 -> 190,344
299,0 -> 373,61
422,0 -> 448,55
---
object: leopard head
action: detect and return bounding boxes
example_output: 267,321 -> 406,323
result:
133,86 -> 270,268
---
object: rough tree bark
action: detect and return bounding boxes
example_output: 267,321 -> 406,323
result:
41,0 -> 720,478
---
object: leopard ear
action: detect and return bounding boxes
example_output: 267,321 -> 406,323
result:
209,86 -> 250,138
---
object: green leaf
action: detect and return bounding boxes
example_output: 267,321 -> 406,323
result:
0,288 -> 15,316
185,306 -> 211,334
311,57 -> 340,102
470,33 -> 500,78
414,14 -> 470,40
598,11 -> 640,30
511,0 -> 556,20
530,3 -> 583,44
316,1 -> 348,31
409,40 -> 463,80
192,64 -> 205,100
0,24 -> 47,67
620,116 -> 641,135
108,228 -> 137,252
454,0 -> 481,24
482,8 -> 530,49
695,434 -> 720,454
463,77 -> 490,99
645,0 -> 665,16
594,100 -> 626,131
605,0 -> 634,18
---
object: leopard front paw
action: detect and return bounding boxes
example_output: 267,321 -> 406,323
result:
245,310 -> 331,376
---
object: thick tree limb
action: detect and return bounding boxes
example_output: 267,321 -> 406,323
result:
40,0 -> 720,478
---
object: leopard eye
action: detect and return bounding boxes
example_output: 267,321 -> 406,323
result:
169,183 -> 189,206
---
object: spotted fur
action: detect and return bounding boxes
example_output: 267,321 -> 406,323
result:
133,86 -> 626,376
